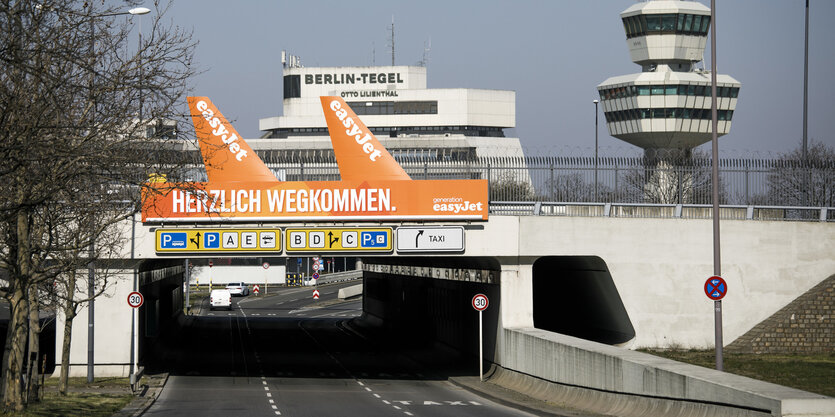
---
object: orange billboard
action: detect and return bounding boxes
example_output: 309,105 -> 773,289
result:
141,96 -> 488,223
142,179 -> 487,222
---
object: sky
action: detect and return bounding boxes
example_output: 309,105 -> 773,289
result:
156,0 -> 835,158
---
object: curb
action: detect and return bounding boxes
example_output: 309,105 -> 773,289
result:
447,366 -> 593,417
112,373 -> 169,417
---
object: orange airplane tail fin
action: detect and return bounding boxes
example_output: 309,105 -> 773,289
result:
320,96 -> 411,181
187,96 -> 278,183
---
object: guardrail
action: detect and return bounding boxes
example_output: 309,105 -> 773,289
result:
489,201 -> 833,222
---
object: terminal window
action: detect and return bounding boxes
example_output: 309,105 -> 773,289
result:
348,100 -> 438,116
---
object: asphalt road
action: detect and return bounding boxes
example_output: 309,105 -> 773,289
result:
145,280 -> 538,417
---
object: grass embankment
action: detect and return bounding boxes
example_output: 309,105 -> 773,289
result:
641,349 -> 835,397
0,377 -> 133,417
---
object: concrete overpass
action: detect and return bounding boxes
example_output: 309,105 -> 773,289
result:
55,212 -> 835,416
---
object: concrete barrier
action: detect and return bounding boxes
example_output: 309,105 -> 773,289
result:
499,327 -> 835,417
337,284 -> 362,300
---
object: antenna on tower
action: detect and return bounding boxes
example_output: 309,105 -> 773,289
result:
418,37 -> 432,68
387,15 -> 395,66
371,41 -> 376,65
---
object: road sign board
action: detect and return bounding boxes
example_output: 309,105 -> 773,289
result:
705,276 -> 728,300
313,256 -> 320,261
396,226 -> 465,252
312,272 -> 320,280
472,294 -> 489,311
208,260 -> 213,268
312,263 -> 320,271
127,291 -> 144,308
155,228 -> 281,253
313,289 -> 320,300
285,228 -> 393,253
253,285 -> 260,295
262,262 -> 269,269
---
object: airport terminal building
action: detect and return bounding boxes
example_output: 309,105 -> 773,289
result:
249,65 -> 524,181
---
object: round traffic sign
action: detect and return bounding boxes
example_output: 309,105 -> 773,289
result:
472,294 -> 489,311
704,276 -> 727,300
262,262 -> 270,269
312,272 -> 320,280
127,291 -> 144,308
312,263 -> 320,271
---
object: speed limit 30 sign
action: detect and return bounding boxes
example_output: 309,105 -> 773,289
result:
127,291 -> 144,308
472,294 -> 489,311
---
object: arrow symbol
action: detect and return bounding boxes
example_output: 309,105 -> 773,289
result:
328,231 -> 339,247
190,232 -> 201,249
415,230 -> 424,247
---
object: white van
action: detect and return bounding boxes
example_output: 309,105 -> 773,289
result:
209,289 -> 232,310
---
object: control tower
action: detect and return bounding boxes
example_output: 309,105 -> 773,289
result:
597,0 -> 740,156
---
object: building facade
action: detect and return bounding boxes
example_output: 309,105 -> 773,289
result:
252,65 -> 524,181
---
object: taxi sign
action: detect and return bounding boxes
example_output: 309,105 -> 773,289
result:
285,228 -> 393,253
155,228 -> 281,253
396,226 -> 465,252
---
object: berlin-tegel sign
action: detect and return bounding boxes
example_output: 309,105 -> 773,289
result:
141,96 -> 488,223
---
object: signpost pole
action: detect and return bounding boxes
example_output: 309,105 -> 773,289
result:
184,259 -> 190,314
479,309 -> 483,382
705,276 -> 727,371
471,293 -> 488,382
715,300 -> 723,370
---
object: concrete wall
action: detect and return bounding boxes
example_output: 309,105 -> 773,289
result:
131,215 -> 835,349
469,216 -> 835,349
189,265 -> 287,287
499,327 -> 835,417
53,270 -> 135,378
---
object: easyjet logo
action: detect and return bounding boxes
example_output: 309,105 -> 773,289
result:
195,100 -> 248,161
329,100 -> 382,162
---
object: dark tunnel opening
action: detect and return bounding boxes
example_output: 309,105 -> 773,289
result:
532,256 -> 635,345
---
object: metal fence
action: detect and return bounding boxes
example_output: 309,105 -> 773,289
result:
257,154 -> 834,221
264,155 -> 832,200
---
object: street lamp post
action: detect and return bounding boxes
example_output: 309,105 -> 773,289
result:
593,99 -> 599,202
83,4 -> 150,384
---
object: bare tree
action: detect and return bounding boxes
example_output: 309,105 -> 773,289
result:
0,0 -> 197,410
766,142 -> 835,209
621,149 -> 720,204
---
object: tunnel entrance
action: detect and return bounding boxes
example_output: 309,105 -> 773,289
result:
532,256 -> 635,345
362,256 -> 501,362
138,255 -> 501,379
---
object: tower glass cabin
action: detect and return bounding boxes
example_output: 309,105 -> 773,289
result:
597,0 -> 740,153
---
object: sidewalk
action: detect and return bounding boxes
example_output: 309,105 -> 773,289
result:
112,373 -> 168,417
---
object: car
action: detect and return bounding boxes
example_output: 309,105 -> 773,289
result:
209,289 -> 232,310
225,282 -> 250,296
